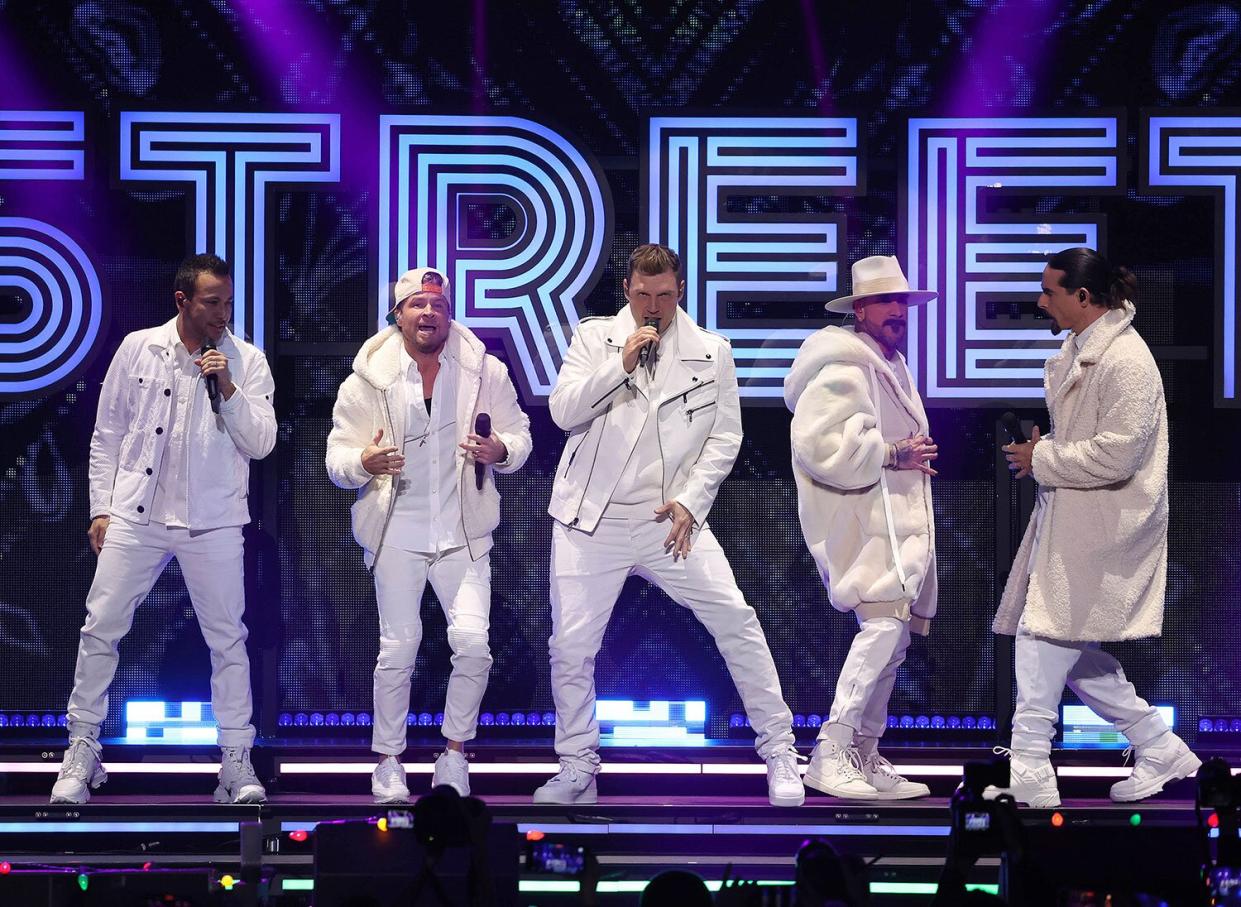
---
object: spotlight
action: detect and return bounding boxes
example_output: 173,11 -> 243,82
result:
1050,812 -> 1064,827
290,829 -> 309,843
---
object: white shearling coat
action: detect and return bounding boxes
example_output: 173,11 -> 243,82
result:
784,326 -> 937,633
547,307 -> 739,531
993,303 -> 1168,642
325,323 -> 532,562
88,318 -> 276,529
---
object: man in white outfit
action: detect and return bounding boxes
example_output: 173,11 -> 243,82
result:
534,243 -> 803,807
994,247 -> 1200,806
52,253 -> 276,804
784,255 -> 939,801
326,267 -> 532,803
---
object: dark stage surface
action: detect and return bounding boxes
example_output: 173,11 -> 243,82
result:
0,742 -> 1226,905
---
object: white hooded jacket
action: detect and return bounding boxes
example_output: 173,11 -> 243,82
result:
325,321 -> 532,563
89,318 -> 276,530
993,303 -> 1168,641
784,326 -> 937,633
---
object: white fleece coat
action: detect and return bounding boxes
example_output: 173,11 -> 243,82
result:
993,304 -> 1168,642
784,327 -> 936,633
325,323 -> 532,562
89,318 -> 276,530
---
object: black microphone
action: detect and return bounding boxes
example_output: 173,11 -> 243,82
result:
638,317 -> 659,367
201,338 -> 221,414
474,412 -> 491,490
1000,411 -> 1026,444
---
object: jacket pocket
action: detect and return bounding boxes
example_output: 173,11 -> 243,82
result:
685,400 -> 716,424
561,434 -> 587,478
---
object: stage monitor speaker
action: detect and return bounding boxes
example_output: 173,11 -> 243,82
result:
313,819 -> 519,907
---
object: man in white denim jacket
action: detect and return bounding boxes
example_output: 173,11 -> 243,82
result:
326,267 -> 531,803
785,256 -> 939,802
52,254 -> 276,805
534,244 -> 802,808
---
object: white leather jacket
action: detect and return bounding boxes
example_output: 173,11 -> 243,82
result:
88,318 -> 277,530
548,307 -> 741,532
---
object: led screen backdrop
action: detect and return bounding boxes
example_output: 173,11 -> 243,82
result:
0,1 -> 1238,744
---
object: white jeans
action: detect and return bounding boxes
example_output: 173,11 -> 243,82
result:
549,518 -> 795,770
819,616 -> 911,742
368,545 -> 492,755
1011,624 -> 1168,758
66,517 -> 255,747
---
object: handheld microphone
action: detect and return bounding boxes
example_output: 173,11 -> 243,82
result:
474,413 -> 491,490
1000,411 -> 1027,445
201,338 -> 221,414
638,317 -> 660,367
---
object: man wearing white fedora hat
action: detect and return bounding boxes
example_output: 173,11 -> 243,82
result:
784,255 -> 939,800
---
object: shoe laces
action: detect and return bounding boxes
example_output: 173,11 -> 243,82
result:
59,738 -> 101,781
554,761 -> 586,784
832,744 -> 867,782
221,747 -> 259,783
1122,745 -> 1135,767
864,749 -> 901,779
992,745 -> 1014,759
767,746 -> 804,784
376,756 -> 404,784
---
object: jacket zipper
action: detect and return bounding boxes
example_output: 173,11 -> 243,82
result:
590,376 -> 630,409
562,435 -> 586,477
685,400 -> 716,423
368,391 -> 400,575
668,377 -> 716,405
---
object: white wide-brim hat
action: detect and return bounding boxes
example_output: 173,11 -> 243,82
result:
825,255 -> 937,313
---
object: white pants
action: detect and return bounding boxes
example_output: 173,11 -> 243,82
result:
66,517 -> 255,747
549,518 -> 795,770
1011,624 -> 1168,758
819,616 -> 911,742
368,545 -> 492,755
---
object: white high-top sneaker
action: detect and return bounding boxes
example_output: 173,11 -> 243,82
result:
372,756 -> 411,804
857,740 -> 930,800
50,737 -> 107,804
765,745 -> 806,807
1110,734 -> 1202,802
215,746 -> 266,804
532,761 -> 598,805
804,739 -> 880,799
432,749 -> 470,797
985,747 -> 1060,808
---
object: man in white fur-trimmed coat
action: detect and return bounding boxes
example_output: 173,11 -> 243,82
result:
784,255 -> 941,801
994,246 -> 1200,807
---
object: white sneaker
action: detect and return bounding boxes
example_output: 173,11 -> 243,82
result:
861,749 -> 930,800
765,745 -> 806,807
985,747 -> 1060,808
532,761 -> 598,805
50,737 -> 106,804
214,747 -> 267,804
804,740 -> 880,799
432,749 -> 470,797
372,756 -> 410,804
1110,734 -> 1202,803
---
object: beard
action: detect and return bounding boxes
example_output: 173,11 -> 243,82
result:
1048,317 -> 1063,336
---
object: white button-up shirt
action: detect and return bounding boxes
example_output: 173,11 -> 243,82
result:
387,345 -> 465,553
150,330 -> 202,528
606,326 -> 679,514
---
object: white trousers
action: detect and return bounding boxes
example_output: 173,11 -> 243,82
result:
66,517 -> 255,747
549,518 -> 795,770
1011,625 -> 1168,758
368,545 -> 492,755
819,616 -> 911,742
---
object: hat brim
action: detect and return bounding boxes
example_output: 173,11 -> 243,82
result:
824,290 -> 938,314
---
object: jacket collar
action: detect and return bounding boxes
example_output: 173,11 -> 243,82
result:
147,317 -> 241,357
1045,303 -> 1136,407
353,321 -> 486,390
606,306 -> 713,362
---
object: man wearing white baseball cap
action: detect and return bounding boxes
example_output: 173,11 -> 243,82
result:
326,266 -> 532,803
784,255 -> 939,800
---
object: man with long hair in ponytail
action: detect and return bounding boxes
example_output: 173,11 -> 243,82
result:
993,247 -> 1199,806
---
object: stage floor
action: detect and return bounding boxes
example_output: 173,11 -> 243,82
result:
0,742 -> 1226,904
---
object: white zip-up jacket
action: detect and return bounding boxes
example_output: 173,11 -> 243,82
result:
89,317 -> 277,529
325,323 -> 532,562
548,307 -> 740,531
784,326 -> 937,633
